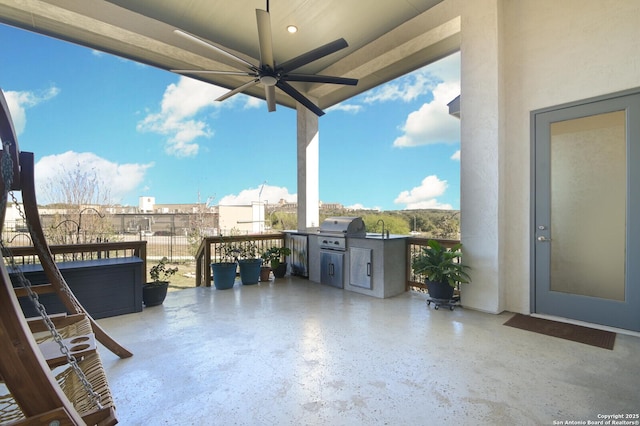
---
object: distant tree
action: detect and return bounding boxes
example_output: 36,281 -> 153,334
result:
268,212 -> 297,231
362,213 -> 410,235
42,162 -> 110,207
41,163 -> 114,244
187,193 -> 216,256
257,207 -> 460,238
430,211 -> 460,239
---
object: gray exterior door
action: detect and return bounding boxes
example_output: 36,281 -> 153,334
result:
533,91 -> 640,331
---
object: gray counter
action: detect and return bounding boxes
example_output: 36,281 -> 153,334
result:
290,230 -> 408,299
346,236 -> 407,298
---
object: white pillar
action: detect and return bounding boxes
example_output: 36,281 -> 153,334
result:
296,104 -> 320,231
459,0 -> 503,313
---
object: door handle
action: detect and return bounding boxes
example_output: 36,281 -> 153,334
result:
537,236 -> 551,242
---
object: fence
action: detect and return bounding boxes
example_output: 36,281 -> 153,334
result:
2,224 -> 193,263
195,233 -> 287,287
3,229 -> 462,291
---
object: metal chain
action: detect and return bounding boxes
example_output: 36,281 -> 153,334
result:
1,143 -> 102,409
8,191 -> 82,313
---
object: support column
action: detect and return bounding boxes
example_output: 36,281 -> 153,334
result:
459,0 -> 503,313
296,104 -> 320,231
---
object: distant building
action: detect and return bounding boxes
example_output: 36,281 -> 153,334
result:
3,198 -> 351,239
139,196 -> 155,213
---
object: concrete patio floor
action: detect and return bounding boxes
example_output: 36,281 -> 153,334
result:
97,277 -> 640,426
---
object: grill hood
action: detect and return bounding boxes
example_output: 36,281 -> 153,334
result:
319,216 -> 366,237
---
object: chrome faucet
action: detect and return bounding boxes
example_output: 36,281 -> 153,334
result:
376,219 -> 385,239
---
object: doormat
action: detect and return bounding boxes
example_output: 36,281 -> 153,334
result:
504,314 -> 616,350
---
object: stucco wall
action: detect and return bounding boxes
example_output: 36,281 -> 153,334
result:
500,0 -> 640,314
439,0 -> 640,314
458,0 -> 503,313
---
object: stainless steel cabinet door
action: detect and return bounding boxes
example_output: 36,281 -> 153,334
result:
349,247 -> 372,289
320,251 -> 343,288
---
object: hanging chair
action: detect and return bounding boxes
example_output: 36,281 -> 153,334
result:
0,88 -> 130,425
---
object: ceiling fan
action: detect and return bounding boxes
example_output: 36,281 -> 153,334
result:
171,1 -> 358,116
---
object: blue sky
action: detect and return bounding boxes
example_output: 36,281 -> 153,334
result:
1,23 -> 460,211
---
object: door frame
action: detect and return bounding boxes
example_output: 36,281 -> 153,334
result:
530,87 -> 640,330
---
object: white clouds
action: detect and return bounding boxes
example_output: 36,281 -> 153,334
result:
344,203 -> 381,211
364,68 -> 437,104
35,151 -> 152,204
243,95 -> 263,110
137,76 -> 230,157
451,150 -> 461,161
218,184 -> 296,206
4,87 -> 60,135
424,52 -> 461,83
328,103 -> 362,114
357,51 -> 460,148
392,80 -> 460,147
394,175 -> 453,210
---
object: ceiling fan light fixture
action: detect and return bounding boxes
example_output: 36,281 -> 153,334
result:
260,75 -> 278,86
287,25 -> 298,34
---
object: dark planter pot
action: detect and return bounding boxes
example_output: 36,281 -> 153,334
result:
260,266 -> 272,282
211,262 -> 237,290
273,262 -> 287,278
425,280 -> 455,300
238,259 -> 262,285
143,281 -> 169,307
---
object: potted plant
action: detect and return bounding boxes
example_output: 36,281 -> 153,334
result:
411,239 -> 471,301
259,262 -> 272,282
236,241 -> 262,285
261,246 -> 291,279
143,257 -> 178,306
211,240 -> 238,290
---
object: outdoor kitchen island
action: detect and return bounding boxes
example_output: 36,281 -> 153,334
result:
343,234 -> 408,298
294,217 -> 408,299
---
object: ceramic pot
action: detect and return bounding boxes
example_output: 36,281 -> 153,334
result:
238,259 -> 262,285
211,262 -> 237,290
143,281 -> 169,306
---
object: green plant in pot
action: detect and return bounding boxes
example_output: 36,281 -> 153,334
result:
411,239 -> 471,301
143,257 -> 178,306
261,246 -> 291,279
236,241 -> 262,285
211,240 -> 238,290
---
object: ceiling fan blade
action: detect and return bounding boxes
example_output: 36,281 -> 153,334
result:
282,73 -> 358,86
279,38 -> 349,73
265,85 -> 276,112
256,9 -> 275,69
171,69 -> 255,77
216,79 -> 260,102
174,29 -> 257,71
276,80 -> 324,116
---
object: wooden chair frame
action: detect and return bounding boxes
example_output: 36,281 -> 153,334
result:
0,89 -> 128,425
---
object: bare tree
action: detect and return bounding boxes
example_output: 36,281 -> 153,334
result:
187,192 -> 216,256
41,163 -> 114,244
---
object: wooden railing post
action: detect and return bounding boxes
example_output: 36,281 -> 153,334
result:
205,238 -> 213,287
138,241 -> 147,283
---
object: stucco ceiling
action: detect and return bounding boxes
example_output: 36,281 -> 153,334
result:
0,0 -> 460,113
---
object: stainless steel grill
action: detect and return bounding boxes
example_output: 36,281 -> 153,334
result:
318,216 -> 366,251
318,217 -> 366,289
